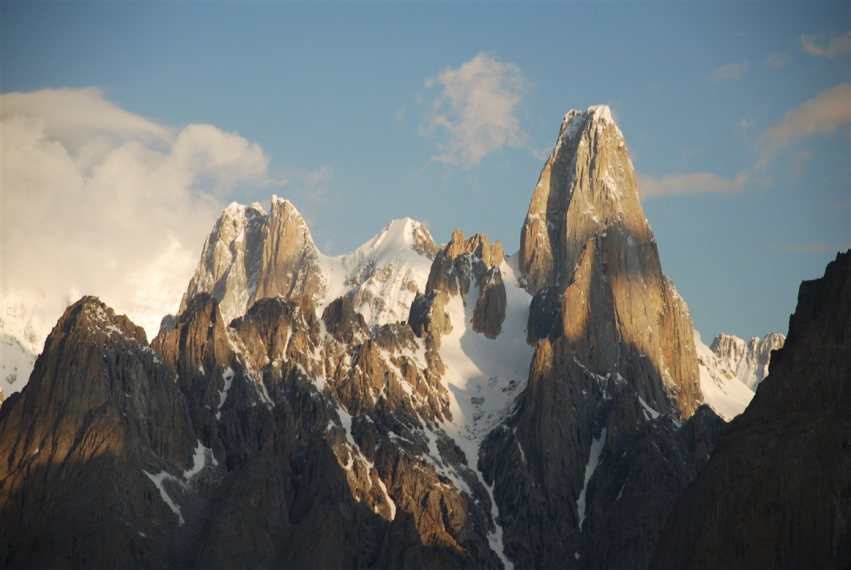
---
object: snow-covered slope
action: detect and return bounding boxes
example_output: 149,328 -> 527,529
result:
0,293 -> 43,399
317,217 -> 437,328
427,251 -> 532,568
694,330 -> 754,420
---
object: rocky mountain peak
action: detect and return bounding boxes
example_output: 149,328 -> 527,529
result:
177,195 -> 324,328
61,296 -> 149,346
709,331 -> 785,390
518,105 -> 701,419
420,229 -> 507,339
370,217 -> 438,260
177,200 -> 438,334
520,105 -> 647,294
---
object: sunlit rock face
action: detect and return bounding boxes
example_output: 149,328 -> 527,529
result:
178,197 -> 324,327
520,105 -> 701,419
481,106 -> 720,570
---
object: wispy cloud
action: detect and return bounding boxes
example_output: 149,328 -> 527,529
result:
800,31 -> 851,60
736,118 -> 755,135
709,61 -> 751,81
0,88 -> 271,339
637,171 -> 748,198
763,52 -> 791,69
754,83 -> 851,169
421,52 -> 528,168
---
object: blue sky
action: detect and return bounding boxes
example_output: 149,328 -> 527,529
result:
1,1 -> 849,341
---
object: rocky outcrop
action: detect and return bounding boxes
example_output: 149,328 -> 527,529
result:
423,229 -> 507,339
710,331 -> 785,389
0,297 -> 200,569
652,251 -> 851,570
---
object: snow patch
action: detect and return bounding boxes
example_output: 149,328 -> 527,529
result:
694,330 -> 754,420
577,427 -> 607,530
215,367 -> 235,420
144,471 -> 185,525
183,440 -> 217,479
429,254 -> 532,569
316,218 -> 434,329
637,396 -> 661,420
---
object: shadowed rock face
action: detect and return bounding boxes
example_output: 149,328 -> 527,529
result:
0,292 -> 503,570
652,251 -> 851,570
0,297 -> 199,569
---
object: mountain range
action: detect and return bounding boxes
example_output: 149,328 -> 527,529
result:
0,106 -> 846,569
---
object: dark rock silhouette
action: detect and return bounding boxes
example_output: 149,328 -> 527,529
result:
652,250 -> 851,570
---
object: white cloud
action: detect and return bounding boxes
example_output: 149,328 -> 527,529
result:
422,52 -> 528,167
709,61 -> 751,81
800,32 -> 851,60
0,88 -> 270,340
637,171 -> 748,198
642,84 -> 850,199
1,87 -> 171,149
754,83 -> 851,169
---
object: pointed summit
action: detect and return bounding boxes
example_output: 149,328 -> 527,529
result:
178,195 -> 324,326
520,105 -> 647,294
519,105 -> 700,417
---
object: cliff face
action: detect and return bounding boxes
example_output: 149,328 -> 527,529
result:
652,251 -> 851,570
478,106 -> 720,570
0,298 -> 199,569
520,106 -> 701,419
